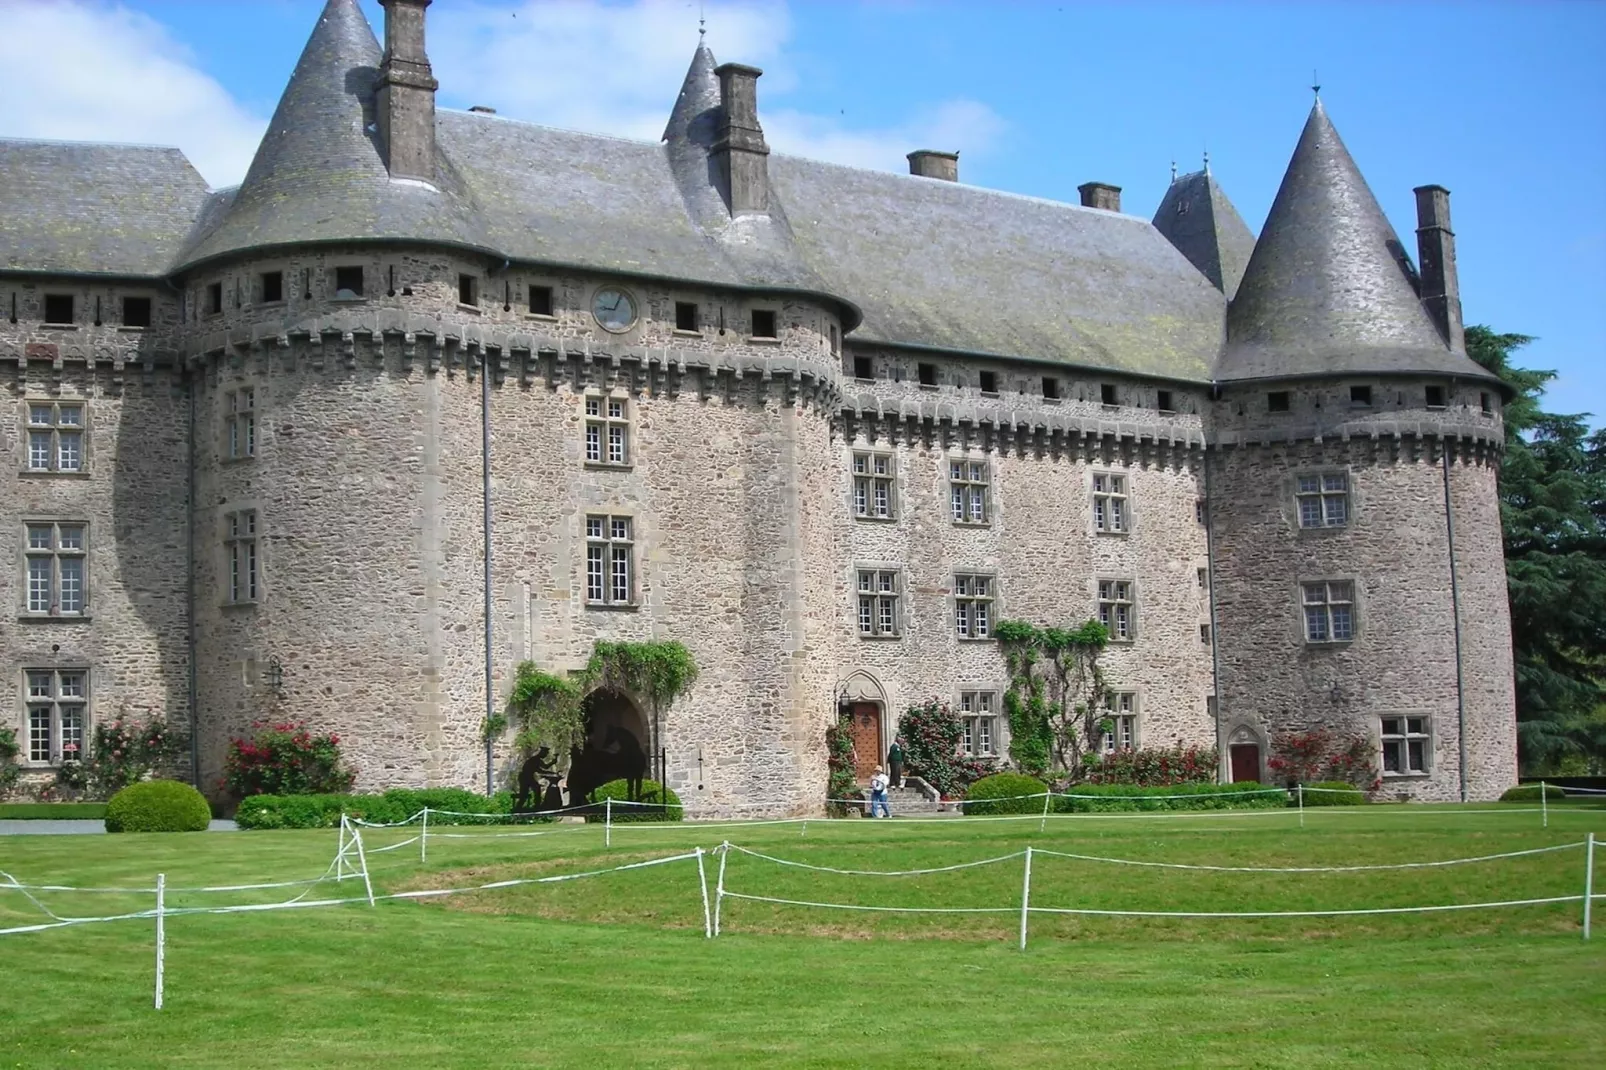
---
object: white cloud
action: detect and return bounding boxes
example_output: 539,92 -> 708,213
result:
428,0 -> 1007,172
0,0 -> 267,188
0,0 -> 1004,188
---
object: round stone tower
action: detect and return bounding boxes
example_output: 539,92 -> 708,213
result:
1205,100 -> 1515,801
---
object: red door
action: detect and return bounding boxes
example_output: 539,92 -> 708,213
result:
848,703 -> 883,780
1230,743 -> 1261,784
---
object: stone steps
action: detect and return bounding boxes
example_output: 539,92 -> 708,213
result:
857,777 -> 955,817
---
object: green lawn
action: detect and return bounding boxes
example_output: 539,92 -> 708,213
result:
2,804 -> 1603,1068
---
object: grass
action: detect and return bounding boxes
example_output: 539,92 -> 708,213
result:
2,803 -> 1604,1068
0,802 -> 108,820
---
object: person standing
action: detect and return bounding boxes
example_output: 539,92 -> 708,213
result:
869,766 -> 891,818
887,740 -> 904,790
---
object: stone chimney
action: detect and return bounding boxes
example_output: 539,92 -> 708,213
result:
713,63 -> 770,215
1413,184 -> 1464,352
377,0 -> 438,182
907,150 -> 959,182
1078,182 -> 1122,212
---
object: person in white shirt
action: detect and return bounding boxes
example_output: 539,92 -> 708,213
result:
869,766 -> 891,818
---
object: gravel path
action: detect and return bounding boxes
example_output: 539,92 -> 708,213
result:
0,819 -> 237,835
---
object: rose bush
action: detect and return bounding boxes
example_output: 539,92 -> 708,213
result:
222,720 -> 355,798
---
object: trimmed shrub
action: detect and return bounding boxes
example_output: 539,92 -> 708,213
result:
1054,781 -> 1284,813
1500,783 -> 1568,802
234,790 -> 515,830
104,780 -> 211,833
1296,781 -> 1367,806
1085,745 -> 1219,787
963,773 -> 1048,816
588,779 -> 683,822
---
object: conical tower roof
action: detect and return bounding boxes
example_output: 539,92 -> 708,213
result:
663,39 -> 721,148
1219,100 -> 1494,383
1152,168 -> 1256,300
178,0 -> 484,270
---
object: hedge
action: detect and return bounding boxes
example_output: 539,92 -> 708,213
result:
962,773 -> 1049,815
1500,783 -> 1568,802
235,788 -> 518,830
587,779 -> 683,823
0,803 -> 108,820
105,780 -> 211,833
1296,781 -> 1368,806
1053,782 -> 1285,813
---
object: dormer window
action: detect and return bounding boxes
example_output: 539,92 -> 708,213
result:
334,267 -> 363,299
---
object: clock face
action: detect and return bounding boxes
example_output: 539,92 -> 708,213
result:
591,288 -> 637,332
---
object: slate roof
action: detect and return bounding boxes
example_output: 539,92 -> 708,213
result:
1221,100 -> 1497,384
0,139 -> 209,277
1152,169 -> 1257,300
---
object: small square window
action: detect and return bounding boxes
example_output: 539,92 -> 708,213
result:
121,297 -> 152,328
261,271 -> 284,304
1268,391 -> 1290,413
751,309 -> 777,338
459,274 -> 478,306
674,301 -> 697,331
1425,385 -> 1446,409
1043,377 -> 1061,400
528,285 -> 554,316
979,370 -> 998,394
334,266 -> 364,298
1156,389 -> 1173,412
853,356 -> 873,380
1350,385 -> 1372,407
917,363 -> 937,387
1480,392 -> 1491,414
1195,499 -> 1207,525
1200,623 -> 1211,644
206,282 -> 224,315
829,325 -> 840,356
1197,567 -> 1208,589
1100,383 -> 1117,406
43,294 -> 74,325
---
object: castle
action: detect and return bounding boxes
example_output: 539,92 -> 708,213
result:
0,0 -> 1515,811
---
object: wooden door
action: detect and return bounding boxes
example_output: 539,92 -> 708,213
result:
848,703 -> 882,780
1229,743 -> 1261,784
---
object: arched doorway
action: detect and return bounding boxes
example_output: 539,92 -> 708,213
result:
838,670 -> 887,781
564,689 -> 651,805
1227,723 -> 1265,784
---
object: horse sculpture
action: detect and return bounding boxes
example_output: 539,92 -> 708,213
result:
565,725 -> 649,807
607,725 -> 648,803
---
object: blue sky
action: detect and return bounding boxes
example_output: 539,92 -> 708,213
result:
5,1 -> 1601,420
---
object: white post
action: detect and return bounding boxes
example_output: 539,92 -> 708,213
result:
336,815 -> 349,881
713,842 -> 730,937
1298,783 -> 1305,829
1584,831 -> 1595,941
1018,846 -> 1033,952
352,823 -> 377,908
605,797 -> 612,848
1039,792 -> 1052,834
696,847 -> 712,939
154,873 -> 166,1011
1541,781 -> 1549,829
421,807 -> 429,863
801,820 -> 807,838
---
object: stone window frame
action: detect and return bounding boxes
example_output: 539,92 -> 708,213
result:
958,689 -> 1000,758
42,292 -> 76,326
850,450 -> 895,521
1096,578 -> 1136,642
748,306 -> 780,342
224,386 -> 257,462
1100,691 -> 1139,753
1380,713 -> 1433,778
949,455 -> 990,526
22,667 -> 89,768
584,514 -> 637,609
953,571 -> 995,641
224,508 -> 260,607
1300,577 -> 1356,644
332,265 -> 366,301
583,393 -> 631,469
22,399 -> 87,476
20,519 -> 89,620
673,300 -> 699,335
1091,470 -> 1130,534
855,565 -> 902,640
1295,468 -> 1350,530
258,268 -> 286,306
119,295 -> 153,330
204,280 -> 225,317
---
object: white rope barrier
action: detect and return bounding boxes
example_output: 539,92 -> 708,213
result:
1029,841 -> 1587,874
1022,895 -> 1584,920
725,844 -> 1025,877
717,891 -> 1015,915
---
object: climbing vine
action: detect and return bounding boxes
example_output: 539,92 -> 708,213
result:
824,712 -> 858,817
499,640 -> 699,760
996,618 -> 1113,783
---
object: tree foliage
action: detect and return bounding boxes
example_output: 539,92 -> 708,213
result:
1467,325 -> 1606,772
996,618 -> 1112,781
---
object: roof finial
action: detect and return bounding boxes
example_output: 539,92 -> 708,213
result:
699,1 -> 706,40
1203,147 -> 1210,175
1170,159 -> 1177,182
1312,69 -> 1321,99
